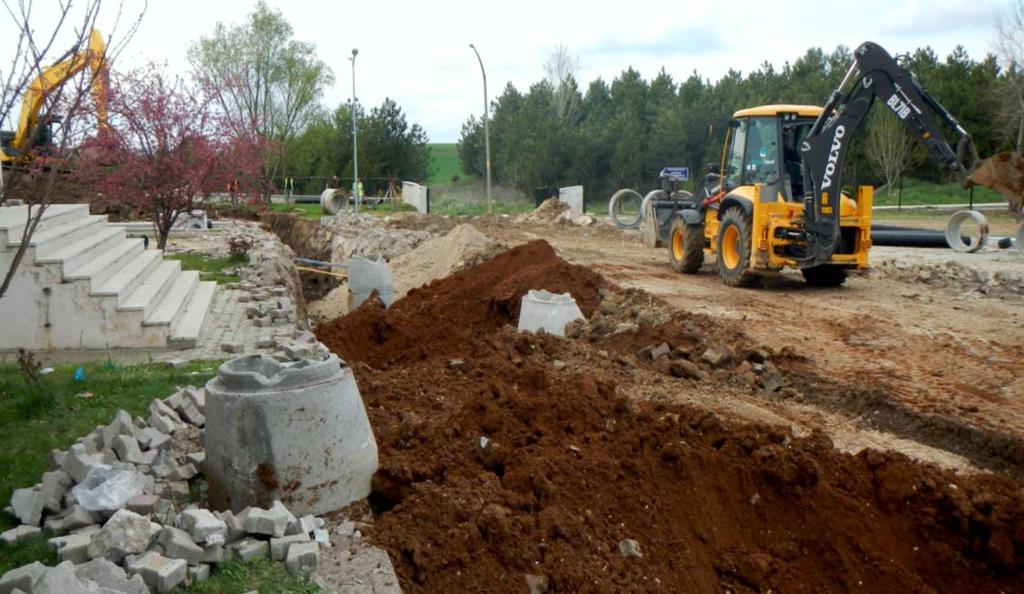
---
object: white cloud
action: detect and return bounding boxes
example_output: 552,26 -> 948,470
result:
0,0 -> 1002,142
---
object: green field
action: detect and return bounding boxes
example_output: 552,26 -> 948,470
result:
870,177 -> 1004,207
427,143 -> 463,185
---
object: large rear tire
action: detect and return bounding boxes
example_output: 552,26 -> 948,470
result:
716,207 -> 756,287
801,265 -> 848,287
669,216 -> 704,273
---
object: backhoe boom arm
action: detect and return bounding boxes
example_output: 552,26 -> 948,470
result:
799,41 -> 977,267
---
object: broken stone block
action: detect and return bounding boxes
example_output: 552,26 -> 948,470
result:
669,359 -> 708,381
39,470 -> 72,513
201,542 -> 224,565
61,505 -> 100,532
151,398 -> 182,423
164,358 -> 188,369
270,533 -> 310,561
221,341 -> 244,354
86,509 -> 159,563
113,435 -> 158,466
48,531 -> 93,563
650,342 -> 671,360
169,463 -> 197,481
165,390 -> 187,412
227,537 -> 269,562
184,388 -> 205,412
222,508 -> 247,541
701,346 -> 733,368
285,541 -> 320,575
178,403 -> 205,428
74,558 -> 148,594
179,509 -> 227,544
246,501 -> 294,538
159,526 -> 203,566
162,481 -> 190,499
126,494 -> 162,516
313,528 -> 329,545
63,444 -> 105,483
143,429 -> 172,452
187,563 -> 210,584
42,516 -> 65,536
127,551 -> 187,593
101,410 -> 135,449
0,525 -> 41,546
185,452 -> 205,468
0,561 -> 47,594
27,561 -> 94,594
147,414 -> 177,436
48,449 -> 67,470
10,487 -> 45,526
286,514 -> 319,536
618,538 -> 643,558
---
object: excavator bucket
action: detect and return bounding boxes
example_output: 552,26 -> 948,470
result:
967,151 -> 1024,214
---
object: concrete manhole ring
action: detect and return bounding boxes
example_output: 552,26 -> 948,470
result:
945,210 -> 989,253
321,188 -> 346,215
1016,221 -> 1024,255
608,189 -> 644,229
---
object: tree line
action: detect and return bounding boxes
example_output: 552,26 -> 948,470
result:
457,44 -> 1009,203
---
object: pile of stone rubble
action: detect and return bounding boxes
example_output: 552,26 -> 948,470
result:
1,384 -> 328,593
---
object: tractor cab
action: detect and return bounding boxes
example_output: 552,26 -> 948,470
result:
722,105 -> 820,203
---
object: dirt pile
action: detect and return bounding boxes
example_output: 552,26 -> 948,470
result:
389,223 -> 504,295
315,243 -> 1024,593
516,197 -> 569,224
317,240 -> 603,368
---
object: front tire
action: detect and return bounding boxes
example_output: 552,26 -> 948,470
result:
801,265 -> 848,287
669,216 -> 704,273
716,207 -> 756,287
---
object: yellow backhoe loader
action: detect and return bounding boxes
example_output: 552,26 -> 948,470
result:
663,41 -> 1013,287
0,29 -> 108,167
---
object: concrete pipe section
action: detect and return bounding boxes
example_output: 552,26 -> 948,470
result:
945,210 -> 989,253
348,255 -> 395,308
517,289 -> 584,337
1017,222 -> 1024,255
320,188 -> 346,215
204,351 -> 378,516
608,189 -> 644,229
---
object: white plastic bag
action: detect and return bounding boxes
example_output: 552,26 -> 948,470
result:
71,465 -> 147,511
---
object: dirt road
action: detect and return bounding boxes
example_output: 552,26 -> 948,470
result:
470,217 -> 1023,476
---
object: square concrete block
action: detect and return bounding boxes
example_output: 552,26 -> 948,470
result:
0,525 -> 41,546
127,551 -> 187,593
187,563 -> 210,584
270,533 -> 310,561
0,561 -> 47,594
228,538 -> 269,563
285,541 -> 320,575
179,509 -> 227,544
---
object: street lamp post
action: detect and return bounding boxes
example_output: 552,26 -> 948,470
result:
469,43 -> 492,215
349,48 -> 359,213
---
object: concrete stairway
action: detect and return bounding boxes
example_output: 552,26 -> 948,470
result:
0,204 -> 217,351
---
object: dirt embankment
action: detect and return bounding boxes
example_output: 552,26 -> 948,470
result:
316,240 -> 1024,594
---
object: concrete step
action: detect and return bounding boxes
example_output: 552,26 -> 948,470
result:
120,260 -> 180,319
0,204 -> 89,246
66,238 -> 145,288
168,281 -> 217,349
36,226 -> 125,275
93,249 -> 162,304
12,215 -> 107,258
143,270 -> 199,327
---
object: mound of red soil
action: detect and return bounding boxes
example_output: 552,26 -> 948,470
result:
317,240 -> 604,368
316,241 -> 1024,593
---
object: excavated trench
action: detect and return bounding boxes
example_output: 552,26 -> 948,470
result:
313,240 -> 1024,594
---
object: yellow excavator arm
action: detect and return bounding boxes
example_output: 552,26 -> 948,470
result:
2,29 -> 108,161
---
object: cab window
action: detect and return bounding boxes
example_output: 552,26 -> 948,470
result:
724,119 -> 746,189
741,117 -> 780,186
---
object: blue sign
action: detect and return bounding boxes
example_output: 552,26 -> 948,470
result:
659,167 -> 689,181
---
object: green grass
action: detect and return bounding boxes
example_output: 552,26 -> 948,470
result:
0,360 -> 323,591
165,252 -> 249,284
871,177 -> 1005,206
429,199 -> 535,217
427,143 -> 463,186
182,559 -> 318,593
266,201 -> 418,220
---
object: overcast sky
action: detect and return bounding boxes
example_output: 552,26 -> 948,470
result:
1,0 -> 1006,142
